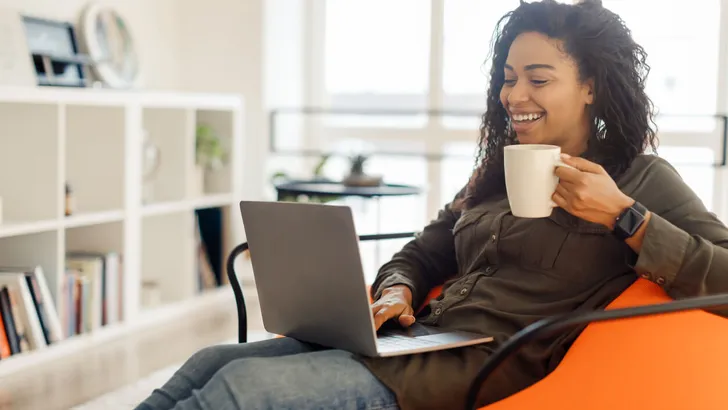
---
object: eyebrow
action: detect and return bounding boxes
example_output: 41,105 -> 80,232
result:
504,63 -> 556,71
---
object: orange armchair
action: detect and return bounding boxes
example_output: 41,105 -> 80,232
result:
227,233 -> 728,410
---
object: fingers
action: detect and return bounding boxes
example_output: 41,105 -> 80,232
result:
398,312 -> 416,327
560,154 -> 605,174
555,183 -> 571,200
554,163 -> 582,183
552,191 -> 568,209
371,300 -> 415,330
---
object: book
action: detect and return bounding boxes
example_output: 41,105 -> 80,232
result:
0,272 -> 44,350
0,266 -> 63,346
64,251 -> 123,335
0,308 -> 10,358
0,287 -> 20,354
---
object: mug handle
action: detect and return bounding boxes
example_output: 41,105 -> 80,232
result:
551,160 -> 577,207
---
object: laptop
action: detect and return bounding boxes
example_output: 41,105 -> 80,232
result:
239,200 -> 493,357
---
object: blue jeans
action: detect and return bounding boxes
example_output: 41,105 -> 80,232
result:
136,337 -> 399,410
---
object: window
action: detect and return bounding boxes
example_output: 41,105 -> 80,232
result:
307,0 -> 728,224
601,0 -> 721,130
442,0 -> 521,96
324,0 -> 432,97
657,147 -> 718,211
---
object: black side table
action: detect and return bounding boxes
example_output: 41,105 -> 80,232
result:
274,180 -> 421,201
274,180 -> 423,264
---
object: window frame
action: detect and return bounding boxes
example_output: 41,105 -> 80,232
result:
301,0 -> 728,221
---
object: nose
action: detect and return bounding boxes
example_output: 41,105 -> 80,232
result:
506,80 -> 529,106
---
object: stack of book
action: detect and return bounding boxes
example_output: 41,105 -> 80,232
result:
64,252 -> 123,338
0,266 -> 63,359
0,251 -> 124,360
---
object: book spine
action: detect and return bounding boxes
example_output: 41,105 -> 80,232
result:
0,287 -> 20,354
30,267 -> 63,342
0,310 -> 10,358
24,275 -> 50,345
7,288 -> 30,352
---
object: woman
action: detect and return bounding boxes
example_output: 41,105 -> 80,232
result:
138,1 -> 728,409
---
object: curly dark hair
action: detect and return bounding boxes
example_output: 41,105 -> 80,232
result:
457,0 -> 658,210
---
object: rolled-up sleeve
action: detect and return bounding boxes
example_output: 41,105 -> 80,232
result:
370,189 -> 463,309
632,158 -> 728,315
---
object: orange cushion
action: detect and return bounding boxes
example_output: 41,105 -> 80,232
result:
480,279 -> 728,410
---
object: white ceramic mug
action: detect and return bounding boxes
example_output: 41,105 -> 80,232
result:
504,144 -> 574,218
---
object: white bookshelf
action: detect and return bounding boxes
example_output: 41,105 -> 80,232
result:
0,86 -> 246,369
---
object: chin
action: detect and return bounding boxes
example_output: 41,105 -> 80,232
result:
515,133 -> 545,145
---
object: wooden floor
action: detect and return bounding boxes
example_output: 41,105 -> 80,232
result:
0,283 -> 265,410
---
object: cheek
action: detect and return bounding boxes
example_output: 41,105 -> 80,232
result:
499,88 -> 509,108
539,91 -> 584,126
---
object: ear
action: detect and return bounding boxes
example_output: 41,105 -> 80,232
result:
582,78 -> 595,105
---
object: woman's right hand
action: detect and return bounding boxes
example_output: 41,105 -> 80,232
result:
371,285 -> 416,330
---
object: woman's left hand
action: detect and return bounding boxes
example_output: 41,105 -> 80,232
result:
552,153 -> 635,230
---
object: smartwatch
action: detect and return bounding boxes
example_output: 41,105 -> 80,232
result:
613,201 -> 648,241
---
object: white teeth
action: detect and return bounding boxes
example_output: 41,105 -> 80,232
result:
513,113 -> 543,121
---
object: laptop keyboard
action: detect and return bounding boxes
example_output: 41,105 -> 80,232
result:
377,334 -> 441,350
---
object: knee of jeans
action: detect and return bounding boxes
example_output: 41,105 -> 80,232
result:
214,357 -> 274,387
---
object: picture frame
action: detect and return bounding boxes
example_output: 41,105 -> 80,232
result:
21,15 -> 90,87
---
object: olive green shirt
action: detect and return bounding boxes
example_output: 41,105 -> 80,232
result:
358,154 -> 728,410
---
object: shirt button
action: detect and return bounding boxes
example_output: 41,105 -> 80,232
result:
459,288 -> 468,295
434,307 -> 442,315
656,276 -> 666,285
640,273 -> 651,280
485,266 -> 494,275
491,234 -> 497,242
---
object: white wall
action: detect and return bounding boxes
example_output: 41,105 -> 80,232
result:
175,0 -> 267,200
3,0 -> 305,201
0,0 -> 183,90
175,0 -> 307,200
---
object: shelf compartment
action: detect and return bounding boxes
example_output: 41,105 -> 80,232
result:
194,110 -> 234,197
141,211 -> 196,309
65,105 -> 126,214
142,108 -> 193,205
0,231 -> 60,305
65,221 -> 125,257
65,221 -> 125,332
0,103 -> 59,224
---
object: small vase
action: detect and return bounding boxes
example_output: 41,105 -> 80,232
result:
343,173 -> 383,187
204,165 -> 230,194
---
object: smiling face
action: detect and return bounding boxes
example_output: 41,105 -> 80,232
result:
499,32 -> 594,155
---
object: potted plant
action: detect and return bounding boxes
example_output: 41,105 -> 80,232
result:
195,124 -> 228,194
343,154 -> 383,187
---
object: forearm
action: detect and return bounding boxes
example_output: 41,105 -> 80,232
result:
371,237 -> 456,309
370,204 -> 462,308
630,210 -> 728,315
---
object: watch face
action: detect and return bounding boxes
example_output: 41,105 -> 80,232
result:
616,204 -> 646,240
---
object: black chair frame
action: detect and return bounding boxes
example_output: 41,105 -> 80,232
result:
226,232 -> 728,410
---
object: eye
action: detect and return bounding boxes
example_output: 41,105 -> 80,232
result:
504,79 -> 516,86
530,79 -> 548,86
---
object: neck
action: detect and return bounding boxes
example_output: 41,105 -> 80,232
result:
561,139 -> 588,157
561,121 -> 591,157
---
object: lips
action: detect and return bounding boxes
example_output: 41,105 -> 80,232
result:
510,112 -> 545,135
